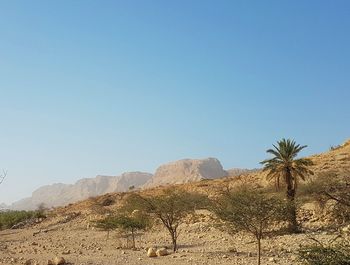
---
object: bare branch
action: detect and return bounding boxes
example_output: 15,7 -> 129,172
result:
0,170 -> 7,185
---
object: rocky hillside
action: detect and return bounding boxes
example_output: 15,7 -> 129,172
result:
10,172 -> 152,210
143,158 -> 228,188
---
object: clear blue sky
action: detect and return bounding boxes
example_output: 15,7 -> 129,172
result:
0,1 -> 349,204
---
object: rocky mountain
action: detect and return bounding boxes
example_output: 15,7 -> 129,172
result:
10,157 -> 252,210
143,157 -> 228,188
10,172 -> 152,210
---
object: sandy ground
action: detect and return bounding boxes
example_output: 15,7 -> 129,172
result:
0,214 -> 345,265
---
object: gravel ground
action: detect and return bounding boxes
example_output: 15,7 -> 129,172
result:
1,215 -> 347,265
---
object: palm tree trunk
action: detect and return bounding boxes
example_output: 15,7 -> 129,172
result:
286,169 -> 295,200
286,169 -> 298,232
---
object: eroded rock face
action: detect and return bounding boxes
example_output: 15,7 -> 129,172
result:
144,158 -> 227,188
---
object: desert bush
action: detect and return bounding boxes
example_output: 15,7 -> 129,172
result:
211,188 -> 288,265
0,210 -> 46,230
300,171 -> 350,223
298,236 -> 350,265
123,188 -> 208,251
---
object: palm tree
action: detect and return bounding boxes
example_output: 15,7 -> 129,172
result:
260,139 -> 313,232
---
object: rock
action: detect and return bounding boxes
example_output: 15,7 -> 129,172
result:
53,257 -> 65,265
290,255 -> 298,261
342,225 -> 350,233
228,247 -> 237,253
24,260 -> 38,265
156,248 -> 169,256
147,247 -> 157,257
144,158 -> 227,188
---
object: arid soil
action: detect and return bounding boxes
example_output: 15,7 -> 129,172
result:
1,212 -> 348,265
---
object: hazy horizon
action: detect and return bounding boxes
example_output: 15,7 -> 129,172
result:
1,1 -> 350,204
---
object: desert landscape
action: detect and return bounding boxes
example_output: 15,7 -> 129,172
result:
1,2 -> 350,265
0,139 -> 349,265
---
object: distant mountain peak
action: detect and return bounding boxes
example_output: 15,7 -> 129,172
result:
143,157 -> 228,188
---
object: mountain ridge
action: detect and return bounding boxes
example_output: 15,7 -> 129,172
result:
8,158 -> 253,210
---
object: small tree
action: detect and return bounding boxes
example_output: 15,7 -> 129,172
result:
93,216 -> 118,240
212,188 -> 286,265
93,213 -> 150,248
114,214 -> 150,249
124,188 -> 206,251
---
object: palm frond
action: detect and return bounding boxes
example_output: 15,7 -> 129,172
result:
261,139 -> 313,193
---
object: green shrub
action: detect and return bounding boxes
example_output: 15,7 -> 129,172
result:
0,210 -> 46,230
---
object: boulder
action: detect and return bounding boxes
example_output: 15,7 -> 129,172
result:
147,247 -> 157,257
156,247 -> 169,256
53,257 -> 65,265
